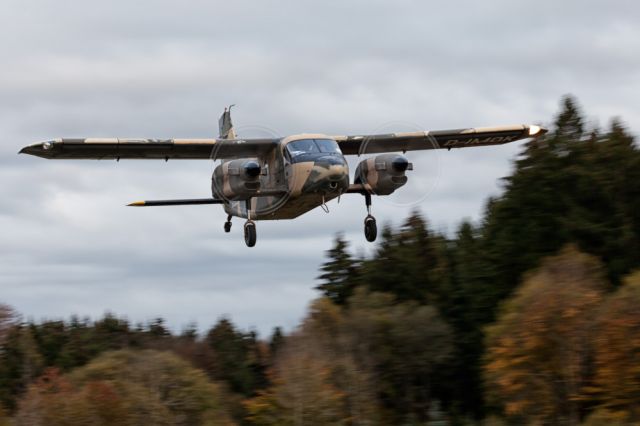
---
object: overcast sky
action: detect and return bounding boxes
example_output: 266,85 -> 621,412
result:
1,0 -> 638,336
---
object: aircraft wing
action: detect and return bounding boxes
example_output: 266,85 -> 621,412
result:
19,137 -> 279,160
334,124 -> 546,155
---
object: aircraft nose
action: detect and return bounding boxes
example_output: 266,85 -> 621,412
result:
316,155 -> 348,180
317,155 -> 345,166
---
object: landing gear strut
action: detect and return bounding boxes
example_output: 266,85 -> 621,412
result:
244,199 -> 257,247
224,215 -> 232,233
363,193 -> 377,242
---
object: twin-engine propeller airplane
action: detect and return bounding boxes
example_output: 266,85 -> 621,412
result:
20,107 -> 547,247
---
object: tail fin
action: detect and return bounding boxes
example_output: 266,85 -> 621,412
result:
218,105 -> 236,139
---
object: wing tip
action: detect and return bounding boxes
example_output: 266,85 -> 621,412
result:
528,125 -> 549,137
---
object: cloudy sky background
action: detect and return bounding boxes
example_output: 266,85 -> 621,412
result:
1,0 -> 639,336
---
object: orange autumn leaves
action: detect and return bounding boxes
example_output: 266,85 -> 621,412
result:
13,350 -> 234,426
485,246 -> 640,424
591,273 -> 640,419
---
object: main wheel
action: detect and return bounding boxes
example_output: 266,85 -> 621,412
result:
224,222 -> 232,233
364,216 -> 377,242
244,221 -> 257,247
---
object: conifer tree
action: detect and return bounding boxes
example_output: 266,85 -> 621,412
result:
315,234 -> 358,305
205,318 -> 267,397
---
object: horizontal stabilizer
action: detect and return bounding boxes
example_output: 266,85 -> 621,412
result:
127,198 -> 224,207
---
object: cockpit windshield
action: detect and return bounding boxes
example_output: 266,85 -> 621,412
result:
286,139 -> 342,158
315,139 -> 341,153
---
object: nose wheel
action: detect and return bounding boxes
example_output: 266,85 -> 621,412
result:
363,193 -> 377,242
224,215 -> 232,233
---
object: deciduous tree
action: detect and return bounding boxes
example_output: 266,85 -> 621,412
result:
591,272 -> 640,421
14,349 -> 234,426
0,304 -> 18,348
484,246 -> 606,425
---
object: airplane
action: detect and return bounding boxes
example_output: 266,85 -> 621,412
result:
20,107 -> 547,247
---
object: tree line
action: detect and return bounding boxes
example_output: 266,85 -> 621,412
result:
1,95 -> 640,425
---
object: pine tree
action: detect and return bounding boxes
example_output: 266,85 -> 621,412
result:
554,95 -> 584,142
361,213 -> 450,305
315,234 -> 358,305
268,327 -> 285,360
204,318 -> 267,397
479,94 -> 640,303
440,221 -> 497,418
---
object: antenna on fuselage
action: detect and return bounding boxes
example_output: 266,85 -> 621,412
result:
218,104 -> 237,140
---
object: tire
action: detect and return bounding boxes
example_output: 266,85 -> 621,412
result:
224,222 -> 232,233
244,221 -> 257,247
364,216 -> 377,242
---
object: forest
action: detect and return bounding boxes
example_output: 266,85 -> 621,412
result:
1,96 -> 640,425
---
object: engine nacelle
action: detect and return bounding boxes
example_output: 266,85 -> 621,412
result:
212,159 -> 262,201
354,154 -> 412,195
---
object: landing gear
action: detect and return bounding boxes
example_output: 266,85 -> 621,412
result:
223,200 -> 258,247
364,215 -> 377,242
363,193 -> 377,242
244,220 -> 257,247
243,199 -> 257,247
224,212 -> 257,247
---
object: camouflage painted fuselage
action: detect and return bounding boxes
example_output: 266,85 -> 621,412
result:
215,134 -> 350,220
20,108 -> 546,228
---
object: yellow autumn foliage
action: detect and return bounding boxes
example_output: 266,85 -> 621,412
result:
591,272 -> 640,422
484,246 -> 605,425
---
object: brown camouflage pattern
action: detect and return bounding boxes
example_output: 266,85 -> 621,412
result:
354,154 -> 410,196
217,135 -> 349,220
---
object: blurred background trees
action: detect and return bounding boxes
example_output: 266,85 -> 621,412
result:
590,272 -> 640,423
14,350 -> 233,425
1,95 -> 640,424
484,247 -> 606,424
